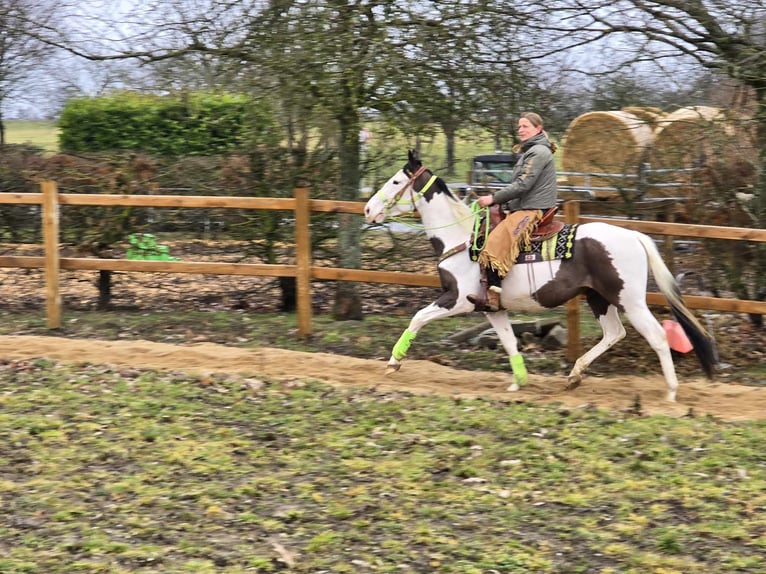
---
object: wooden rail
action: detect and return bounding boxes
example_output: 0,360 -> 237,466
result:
1,182 -> 764,359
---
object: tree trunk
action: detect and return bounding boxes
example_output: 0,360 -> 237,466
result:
444,127 -> 456,177
750,91 -> 766,328
332,110 -> 363,320
279,277 -> 296,312
97,270 -> 112,310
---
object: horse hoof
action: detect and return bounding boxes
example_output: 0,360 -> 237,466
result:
507,383 -> 520,392
385,364 -> 401,376
565,376 -> 581,391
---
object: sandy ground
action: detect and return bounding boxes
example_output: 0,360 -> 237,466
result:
1,335 -> 764,422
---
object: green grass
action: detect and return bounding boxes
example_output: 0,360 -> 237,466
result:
1,359 -> 765,573
5,120 -> 59,153
1,118 -> 502,178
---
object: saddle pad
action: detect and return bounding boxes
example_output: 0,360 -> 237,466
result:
515,223 -> 578,264
470,223 -> 578,264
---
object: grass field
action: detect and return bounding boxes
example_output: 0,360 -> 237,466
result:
5,120 -> 60,153
1,357 -> 765,573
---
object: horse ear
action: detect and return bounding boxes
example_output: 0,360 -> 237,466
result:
409,149 -> 420,164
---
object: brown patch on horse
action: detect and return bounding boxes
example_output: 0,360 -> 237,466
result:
428,235 -> 459,309
533,238 -> 625,312
584,289 -> 611,317
434,268 -> 459,309
430,236 -> 445,257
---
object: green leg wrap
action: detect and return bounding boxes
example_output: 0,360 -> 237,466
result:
392,328 -> 416,361
510,354 -> 528,387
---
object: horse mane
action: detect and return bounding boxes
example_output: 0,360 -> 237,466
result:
434,177 -> 475,236
408,152 -> 476,237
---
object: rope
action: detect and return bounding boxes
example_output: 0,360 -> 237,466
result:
386,202 -> 479,233
470,202 -> 490,252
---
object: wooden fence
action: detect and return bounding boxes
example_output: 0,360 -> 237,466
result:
1,182 -> 765,362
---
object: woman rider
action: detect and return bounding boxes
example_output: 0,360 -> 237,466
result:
468,112 -> 559,312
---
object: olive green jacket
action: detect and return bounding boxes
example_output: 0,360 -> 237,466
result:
491,133 -> 557,211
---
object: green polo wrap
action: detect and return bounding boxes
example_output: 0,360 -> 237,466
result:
392,329 -> 416,361
510,354 -> 528,387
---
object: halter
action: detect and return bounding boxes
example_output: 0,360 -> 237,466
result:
378,164 -> 438,215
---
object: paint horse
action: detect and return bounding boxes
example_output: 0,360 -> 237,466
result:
364,150 -> 717,402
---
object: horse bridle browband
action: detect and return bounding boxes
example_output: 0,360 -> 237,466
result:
382,164 -> 437,213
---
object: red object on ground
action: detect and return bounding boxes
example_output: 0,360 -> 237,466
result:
662,320 -> 693,353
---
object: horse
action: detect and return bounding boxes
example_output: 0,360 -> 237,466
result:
363,150 -> 717,402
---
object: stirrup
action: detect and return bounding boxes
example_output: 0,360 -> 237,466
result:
487,287 -> 502,311
468,290 -> 502,312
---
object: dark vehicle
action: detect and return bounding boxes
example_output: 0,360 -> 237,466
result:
464,152 -> 519,198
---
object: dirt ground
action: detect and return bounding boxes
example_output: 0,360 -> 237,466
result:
1,240 -> 764,423
1,334 -> 765,422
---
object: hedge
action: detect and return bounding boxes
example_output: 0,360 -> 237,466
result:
58,92 -> 276,155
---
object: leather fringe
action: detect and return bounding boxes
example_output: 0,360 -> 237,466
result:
477,209 -> 542,276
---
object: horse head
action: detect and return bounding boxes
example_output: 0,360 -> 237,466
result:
364,149 -> 430,224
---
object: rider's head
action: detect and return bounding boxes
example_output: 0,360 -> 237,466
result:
517,112 -> 544,142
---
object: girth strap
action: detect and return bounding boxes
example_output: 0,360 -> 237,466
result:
439,241 -> 470,263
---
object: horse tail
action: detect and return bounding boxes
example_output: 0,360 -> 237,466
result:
635,232 -> 718,379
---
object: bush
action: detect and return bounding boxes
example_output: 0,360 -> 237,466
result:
58,92 -> 276,156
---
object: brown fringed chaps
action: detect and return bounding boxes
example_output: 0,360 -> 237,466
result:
477,209 -> 543,276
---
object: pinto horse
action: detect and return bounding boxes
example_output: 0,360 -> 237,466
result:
363,150 -> 717,402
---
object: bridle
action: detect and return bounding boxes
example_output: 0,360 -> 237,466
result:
378,164 -> 438,215
373,161 -> 480,260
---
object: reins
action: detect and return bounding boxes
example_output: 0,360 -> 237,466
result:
470,201 -> 490,253
437,202 -> 489,263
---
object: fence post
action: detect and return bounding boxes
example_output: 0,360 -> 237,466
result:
294,187 -> 313,337
663,202 -> 675,274
564,201 -> 581,362
41,180 -> 61,329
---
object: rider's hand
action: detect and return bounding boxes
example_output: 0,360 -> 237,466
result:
477,195 -> 494,208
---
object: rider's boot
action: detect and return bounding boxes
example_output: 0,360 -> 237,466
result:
487,267 -> 503,311
468,266 -> 502,312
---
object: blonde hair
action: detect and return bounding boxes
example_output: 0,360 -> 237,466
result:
520,112 -> 544,128
520,111 -> 557,153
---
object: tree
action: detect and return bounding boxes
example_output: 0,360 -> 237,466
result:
46,0 -> 534,319
0,0 -> 57,141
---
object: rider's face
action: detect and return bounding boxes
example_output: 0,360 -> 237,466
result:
517,118 -> 541,142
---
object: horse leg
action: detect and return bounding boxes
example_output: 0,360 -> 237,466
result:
567,302 -> 626,390
484,311 -> 527,391
622,303 -> 679,402
385,300 -> 472,374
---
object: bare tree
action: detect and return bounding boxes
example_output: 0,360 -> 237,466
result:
0,0 -> 58,140
43,0 -> 535,319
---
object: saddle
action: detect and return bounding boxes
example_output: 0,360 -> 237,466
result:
530,206 -> 564,242
480,205 -> 563,244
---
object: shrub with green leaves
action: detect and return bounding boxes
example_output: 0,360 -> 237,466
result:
58,92 -> 275,156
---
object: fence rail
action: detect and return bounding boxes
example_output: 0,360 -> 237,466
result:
1,182 -> 765,360
557,165 -> 700,199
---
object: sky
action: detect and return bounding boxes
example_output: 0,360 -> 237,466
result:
4,1 -> 705,120
4,0 -> 148,119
